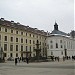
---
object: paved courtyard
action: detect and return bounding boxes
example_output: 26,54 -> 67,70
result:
0,60 -> 75,75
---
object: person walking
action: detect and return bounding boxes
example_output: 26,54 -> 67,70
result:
26,57 -> 29,64
15,58 -> 17,65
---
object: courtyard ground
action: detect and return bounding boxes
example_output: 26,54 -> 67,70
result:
0,60 -> 75,75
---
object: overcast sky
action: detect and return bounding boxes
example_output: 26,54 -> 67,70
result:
0,0 -> 74,33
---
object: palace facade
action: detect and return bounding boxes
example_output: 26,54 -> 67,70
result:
0,18 -> 47,60
0,18 -> 75,60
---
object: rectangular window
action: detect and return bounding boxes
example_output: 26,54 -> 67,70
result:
51,45 -> 53,49
45,43 -> 46,46
30,40 -> 31,44
16,31 -> 18,34
26,39 -> 27,43
5,28 -> 7,32
10,53 -> 13,57
16,38 -> 18,42
11,37 -> 13,42
26,33 -> 27,36
56,43 -> 58,48
33,35 -> 34,37
30,46 -> 31,52
4,44 -> 7,51
4,53 -> 7,57
37,35 -> 38,38
10,45 -> 13,51
5,36 -> 7,41
26,46 -> 27,51
0,27 -> 1,31
50,40 -> 53,43
16,53 -> 18,57
40,36 -> 41,39
21,45 -> 23,51
61,51 -> 63,55
47,44 -> 49,49
51,51 -> 53,55
16,45 -> 18,51
11,30 -> 13,33
30,34 -> 31,37
60,40 -> 62,43
33,47 -> 35,51
33,40 -> 35,44
21,32 -> 23,35
21,38 -> 23,43
60,45 -> 63,48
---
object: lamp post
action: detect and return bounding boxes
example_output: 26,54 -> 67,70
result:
34,40 -> 41,62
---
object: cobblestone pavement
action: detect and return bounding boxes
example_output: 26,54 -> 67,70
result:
0,60 -> 75,75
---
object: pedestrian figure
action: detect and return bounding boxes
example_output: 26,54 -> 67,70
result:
57,56 -> 59,62
55,57 -> 57,61
17,57 -> 21,63
26,57 -> 29,64
15,58 -> 17,65
63,56 -> 65,61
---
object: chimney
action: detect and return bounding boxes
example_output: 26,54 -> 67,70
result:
1,18 -> 4,21
17,22 -> 20,25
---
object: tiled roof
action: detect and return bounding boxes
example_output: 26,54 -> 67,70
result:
0,18 -> 47,36
51,22 -> 68,36
51,30 -> 68,36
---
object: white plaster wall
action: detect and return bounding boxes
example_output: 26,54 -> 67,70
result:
46,35 -> 75,58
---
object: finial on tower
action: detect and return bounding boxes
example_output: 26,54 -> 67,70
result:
54,21 -> 58,30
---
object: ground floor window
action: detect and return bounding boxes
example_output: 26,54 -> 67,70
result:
4,53 -> 7,57
16,53 -> 18,57
10,53 -> 13,57
61,51 -> 63,55
51,51 -> 53,55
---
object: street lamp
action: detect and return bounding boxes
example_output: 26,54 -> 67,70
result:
34,40 -> 41,62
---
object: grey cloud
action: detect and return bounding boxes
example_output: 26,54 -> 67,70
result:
0,0 -> 74,33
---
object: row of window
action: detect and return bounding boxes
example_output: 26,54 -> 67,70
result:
49,40 -> 75,49
4,44 -> 32,51
4,53 -> 17,57
0,27 -> 44,39
48,42 -> 75,49
50,40 -> 63,43
0,35 -> 46,46
0,35 -> 43,44
50,44 -> 63,49
4,51 -> 46,58
51,51 -> 63,55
